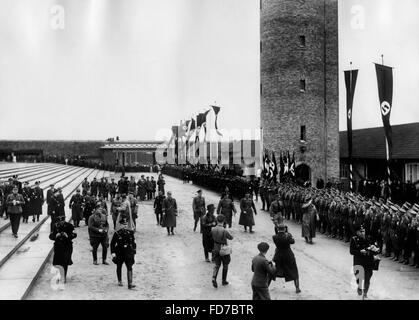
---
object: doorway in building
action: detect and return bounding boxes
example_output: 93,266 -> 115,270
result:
295,163 -> 311,185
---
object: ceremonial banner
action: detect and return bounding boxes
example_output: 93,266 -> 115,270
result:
271,151 -> 278,182
279,151 -> 285,178
345,69 -> 359,191
290,151 -> 295,177
211,105 -> 223,136
375,63 -> 394,184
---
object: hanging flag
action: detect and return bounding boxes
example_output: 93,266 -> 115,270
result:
211,105 -> 223,136
345,69 -> 359,191
190,118 -> 196,131
375,63 -> 394,185
283,152 -> 289,174
263,149 -> 271,180
262,150 -> 267,179
290,151 -> 295,177
196,110 -> 211,142
279,150 -> 285,177
272,151 -> 278,182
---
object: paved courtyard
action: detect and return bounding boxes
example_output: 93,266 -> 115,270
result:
27,173 -> 419,300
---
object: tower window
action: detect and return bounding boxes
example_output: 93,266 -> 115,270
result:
299,35 -> 306,47
299,79 -> 306,92
260,41 -> 262,53
260,83 -> 263,96
300,125 -> 306,142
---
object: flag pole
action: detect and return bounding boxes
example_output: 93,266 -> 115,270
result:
260,126 -> 264,181
349,61 -> 354,192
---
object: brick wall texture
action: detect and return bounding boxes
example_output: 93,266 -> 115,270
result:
260,0 -> 339,184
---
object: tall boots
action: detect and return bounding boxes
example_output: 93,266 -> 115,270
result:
222,268 -> 229,285
117,266 -> 123,286
212,266 -> 219,288
128,270 -> 136,289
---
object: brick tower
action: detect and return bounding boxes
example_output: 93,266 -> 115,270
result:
260,0 -> 339,185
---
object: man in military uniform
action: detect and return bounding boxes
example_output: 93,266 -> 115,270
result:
90,178 -> 99,197
21,181 -> 32,223
259,180 -> 267,211
32,181 -> 44,222
192,190 -> 206,232
217,192 -> 236,228
88,203 -> 110,265
381,204 -> 392,257
83,191 -> 96,226
269,194 -> 284,234
6,186 -> 25,238
46,183 -> 55,217
109,178 -> 118,200
81,178 -> 90,196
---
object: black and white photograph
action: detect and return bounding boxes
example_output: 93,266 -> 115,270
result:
0,0 -> 419,305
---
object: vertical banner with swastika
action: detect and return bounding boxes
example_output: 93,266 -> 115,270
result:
375,63 -> 394,185
345,69 -> 358,191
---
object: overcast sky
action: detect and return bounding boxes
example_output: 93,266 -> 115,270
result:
0,0 -> 417,140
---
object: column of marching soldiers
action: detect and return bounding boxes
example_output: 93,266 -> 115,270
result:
0,173 -> 165,290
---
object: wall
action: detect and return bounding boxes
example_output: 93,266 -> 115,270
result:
260,0 -> 339,184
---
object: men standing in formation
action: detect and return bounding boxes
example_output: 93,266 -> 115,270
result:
275,183 -> 419,268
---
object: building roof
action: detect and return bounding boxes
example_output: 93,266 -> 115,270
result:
340,122 -> 419,160
100,141 -> 165,150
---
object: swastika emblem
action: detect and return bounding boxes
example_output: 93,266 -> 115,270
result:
381,101 -> 391,116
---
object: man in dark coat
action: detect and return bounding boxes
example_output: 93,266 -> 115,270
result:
350,225 -> 380,299
49,190 -> 65,231
109,178 -> 118,200
137,176 -> 147,200
272,224 -> 300,293
46,184 -> 56,217
153,191 -> 165,226
83,191 -> 96,226
145,177 -> 153,200
21,181 -> 32,223
150,177 -> 157,199
69,189 -> 84,227
251,242 -> 276,300
49,216 -> 77,283
301,195 -> 317,244
111,217 -> 137,289
32,181 -> 44,222
239,190 -> 257,233
162,191 -> 177,235
201,204 -> 217,262
90,178 -> 99,197
81,178 -> 90,196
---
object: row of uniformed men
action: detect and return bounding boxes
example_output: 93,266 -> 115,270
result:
263,182 -> 419,268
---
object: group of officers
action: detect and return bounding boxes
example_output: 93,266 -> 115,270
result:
260,181 -> 419,268
0,175 -> 45,237
47,173 -> 167,289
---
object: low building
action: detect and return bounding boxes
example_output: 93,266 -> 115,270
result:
100,141 -> 165,166
340,122 -> 419,188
